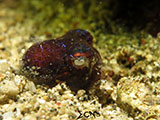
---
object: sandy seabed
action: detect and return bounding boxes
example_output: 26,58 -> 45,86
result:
0,4 -> 160,120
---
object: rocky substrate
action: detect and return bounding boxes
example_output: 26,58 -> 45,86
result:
0,4 -> 160,120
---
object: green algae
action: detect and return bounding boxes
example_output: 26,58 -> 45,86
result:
5,0 -> 149,49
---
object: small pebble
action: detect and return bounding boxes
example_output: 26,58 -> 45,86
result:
0,59 -> 10,73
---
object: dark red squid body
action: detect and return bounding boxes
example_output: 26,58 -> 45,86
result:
21,29 -> 102,91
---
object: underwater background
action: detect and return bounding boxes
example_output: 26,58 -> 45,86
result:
0,0 -> 160,120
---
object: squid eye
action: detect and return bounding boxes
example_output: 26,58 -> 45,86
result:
74,56 -> 86,66
72,56 -> 89,69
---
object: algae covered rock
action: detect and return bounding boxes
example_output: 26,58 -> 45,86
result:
116,76 -> 160,120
